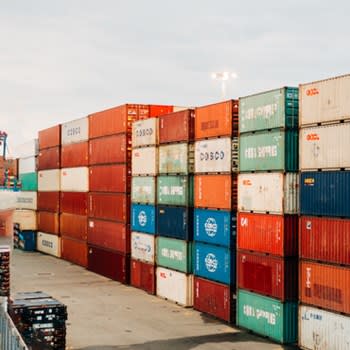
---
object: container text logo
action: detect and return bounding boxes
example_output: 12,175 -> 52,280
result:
138,211 -> 147,227
205,253 -> 218,273
306,88 -> 319,96
204,218 -> 217,237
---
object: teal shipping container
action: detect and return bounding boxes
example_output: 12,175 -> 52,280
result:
131,176 -> 156,204
19,173 -> 38,191
237,289 -> 298,344
156,237 -> 192,273
239,129 -> 298,172
157,176 -> 193,206
239,87 -> 298,133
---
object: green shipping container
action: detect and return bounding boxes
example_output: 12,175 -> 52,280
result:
237,289 -> 298,344
239,87 -> 299,133
19,172 -> 38,191
156,237 -> 192,273
131,176 -> 156,204
157,176 -> 193,206
239,129 -> 298,172
159,143 -> 194,174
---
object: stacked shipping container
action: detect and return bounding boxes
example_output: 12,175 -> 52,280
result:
237,88 -> 299,344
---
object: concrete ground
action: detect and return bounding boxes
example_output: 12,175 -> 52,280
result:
11,250 -> 296,350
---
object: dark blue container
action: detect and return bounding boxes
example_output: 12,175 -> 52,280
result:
300,171 -> 350,217
157,205 -> 193,240
131,204 -> 156,234
193,242 -> 235,285
194,209 -> 236,247
15,230 -> 36,251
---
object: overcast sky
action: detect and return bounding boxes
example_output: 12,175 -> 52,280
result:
1,1 -> 350,153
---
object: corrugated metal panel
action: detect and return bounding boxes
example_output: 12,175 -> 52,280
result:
159,143 -> 194,174
61,237 -> 87,267
16,192 -> 37,210
19,173 -> 38,191
37,192 -> 60,212
300,171 -> 350,217
60,213 -> 87,241
131,231 -> 155,264
37,232 -> 61,257
132,118 -> 158,148
237,289 -> 298,344
60,192 -> 88,215
60,167 -> 89,192
131,204 -> 156,234
149,105 -> 173,117
132,147 -> 158,176
238,172 -> 299,214
38,146 -> 60,170
38,125 -> 61,150
61,142 -> 89,168
157,176 -> 193,206
61,117 -> 89,145
13,210 -> 37,231
130,259 -> 156,295
37,211 -> 59,234
38,169 -> 60,192
19,156 -> 36,174
131,176 -> 156,204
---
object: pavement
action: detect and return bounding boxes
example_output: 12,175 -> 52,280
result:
11,250 -> 297,350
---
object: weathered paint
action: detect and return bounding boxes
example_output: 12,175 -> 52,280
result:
16,192 -> 37,210
158,143 -> 194,174
38,169 -> 60,192
157,176 -> 193,206
131,231 -> 155,264
60,167 -> 89,192
61,117 -> 89,145
131,204 -> 156,234
132,118 -> 158,148
131,176 -> 156,204
132,147 -> 158,176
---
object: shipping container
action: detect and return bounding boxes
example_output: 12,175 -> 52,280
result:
61,142 -> 89,168
37,211 -> 59,235
194,209 -> 235,248
131,232 -> 155,264
19,173 -> 38,191
89,193 -> 129,223
19,156 -> 36,174
239,87 -> 299,133
60,192 -> 88,216
61,237 -> 88,267
239,130 -> 298,172
300,74 -> 350,126
237,213 -> 298,256
61,117 -> 89,145
194,174 -> 233,210
131,204 -> 156,234
132,147 -> 158,176
60,167 -> 89,192
300,260 -> 350,315
87,245 -> 130,283
132,117 -> 158,148
15,230 -> 36,251
16,191 -> 37,210
130,259 -> 156,295
157,205 -> 193,241
149,105 -> 173,118
131,176 -> 156,204
299,216 -> 350,265
157,176 -> 193,206
38,125 -> 61,150
37,232 -> 61,258
300,171 -> 350,217
87,219 -> 130,254
238,172 -> 299,214
158,143 -> 194,174
195,100 -> 239,139
0,209 -> 13,238
38,169 -> 60,192
194,242 -> 234,285
60,213 -> 87,241
89,164 -> 131,193
156,267 -> 193,307
159,109 -> 195,144
13,209 -> 37,231
13,139 -> 38,158
299,305 -> 350,350
38,147 -> 60,170
237,289 -> 298,344
37,192 -> 60,212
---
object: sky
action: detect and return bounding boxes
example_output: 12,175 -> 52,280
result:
1,0 -> 350,154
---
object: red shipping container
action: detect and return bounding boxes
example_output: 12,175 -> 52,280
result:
88,245 -> 130,284
237,213 -> 298,257
89,165 -> 131,193
60,192 -> 88,215
300,216 -> 350,266
38,125 -> 61,150
130,259 -> 156,295
89,134 -> 131,165
60,213 -> 87,241
88,193 -> 130,223
37,211 -> 59,235
159,109 -> 195,144
194,277 -> 235,323
37,192 -> 60,212
300,260 -> 350,315
61,142 -> 88,168
38,146 -> 60,170
237,251 -> 298,301
87,219 -> 130,254
61,237 -> 88,267
149,105 -> 173,118
195,100 -> 239,140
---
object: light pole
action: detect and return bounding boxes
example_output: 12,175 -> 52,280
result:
211,72 -> 238,100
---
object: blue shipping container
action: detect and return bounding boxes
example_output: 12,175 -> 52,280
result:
194,209 -> 236,247
193,242 -> 235,285
131,204 -> 156,234
15,230 -> 36,251
157,205 -> 193,240
300,171 -> 350,218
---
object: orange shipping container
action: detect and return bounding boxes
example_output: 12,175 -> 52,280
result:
61,142 -> 89,168
38,125 -> 61,150
37,211 -> 59,235
60,213 -> 87,241
61,236 -> 88,267
38,146 -> 60,170
149,105 -> 173,118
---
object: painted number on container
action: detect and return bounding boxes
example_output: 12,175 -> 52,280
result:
160,186 -> 184,195
161,248 -> 183,261
42,239 -> 54,248
243,305 -> 276,325
135,128 -> 154,137
67,127 -> 81,136
201,120 -> 219,130
200,151 -> 225,161
245,145 -> 277,159
306,88 -> 319,96
306,133 -> 320,141
244,103 -> 278,120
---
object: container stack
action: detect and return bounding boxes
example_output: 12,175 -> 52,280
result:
192,100 -> 238,322
298,75 -> 350,349
17,139 -> 38,192
237,88 -> 299,344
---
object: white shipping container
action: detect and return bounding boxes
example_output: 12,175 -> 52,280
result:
300,74 -> 350,126
19,156 -> 36,174
238,172 -> 299,214
159,143 -> 193,174
13,139 -> 38,158
61,117 -> 89,145
195,137 -> 232,173
299,305 -> 350,350
156,267 -> 193,307
60,167 -> 89,192
300,123 -> 350,170
16,191 -> 37,210
38,169 -> 60,192
131,232 -> 155,263
37,232 -> 61,258
13,209 -> 37,230
132,118 -> 158,148
132,147 -> 158,176
0,191 -> 16,210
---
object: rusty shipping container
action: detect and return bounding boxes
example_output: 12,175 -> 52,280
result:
60,192 -> 88,216
237,213 -> 298,256
61,142 -> 89,168
61,237 -> 88,267
60,213 -> 87,241
37,192 -> 60,212
130,259 -> 156,295
237,251 -> 298,301
37,211 -> 59,235
132,117 -> 158,148
38,125 -> 61,150
38,146 -> 60,170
